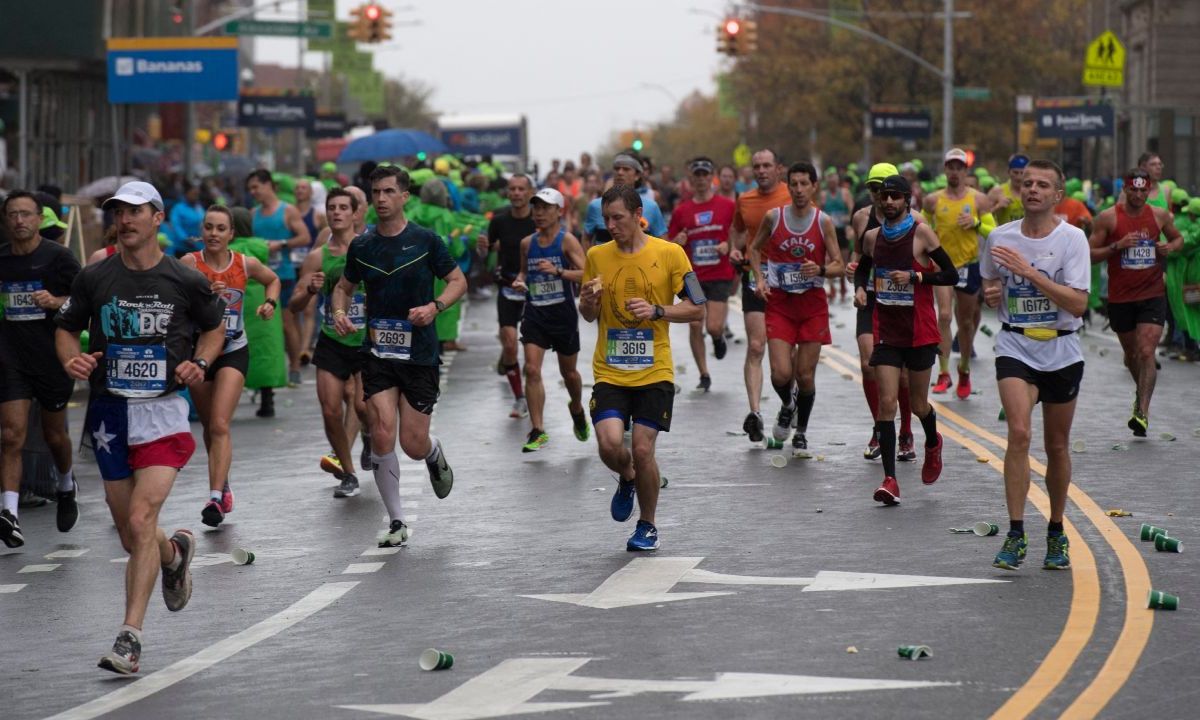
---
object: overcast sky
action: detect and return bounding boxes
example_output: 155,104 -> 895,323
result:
256,0 -> 730,168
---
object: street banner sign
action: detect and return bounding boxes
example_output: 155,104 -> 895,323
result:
225,20 -> 332,38
238,94 -> 316,129
1083,30 -> 1125,87
870,109 -> 932,140
309,113 -> 347,139
106,37 -> 238,103
1036,103 -> 1114,139
440,124 -> 524,156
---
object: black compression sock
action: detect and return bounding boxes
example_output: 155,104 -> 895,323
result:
1048,521 -> 1064,536
795,390 -> 815,433
1010,520 -> 1025,536
875,420 -> 896,478
772,380 -> 794,408
918,409 -> 939,448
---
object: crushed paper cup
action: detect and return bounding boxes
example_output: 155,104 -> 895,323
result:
1105,509 -> 1133,517
846,646 -> 858,654
419,648 -> 454,671
1071,440 -> 1086,453
231,548 -> 255,565
898,645 -> 932,660
770,454 -> 788,468
1147,589 -> 1179,610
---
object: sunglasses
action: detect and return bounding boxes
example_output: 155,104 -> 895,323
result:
881,191 -> 906,201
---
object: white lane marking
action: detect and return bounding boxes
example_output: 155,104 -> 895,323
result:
42,581 -> 359,720
402,501 -> 420,509
45,549 -> 91,559
360,547 -> 402,557
0,584 -> 27,593
342,562 -> 386,574
669,483 -> 771,488
407,514 -> 419,522
19,564 -> 61,573
398,487 -> 422,496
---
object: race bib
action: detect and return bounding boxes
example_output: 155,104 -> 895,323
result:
369,318 -> 413,360
501,285 -> 525,302
529,276 -> 565,306
1006,283 -> 1056,327
289,246 -> 310,265
105,344 -> 167,397
1120,239 -> 1156,270
874,268 -> 914,306
1,280 -> 44,321
220,289 -> 244,338
691,239 -> 720,267
745,263 -> 767,292
775,262 -> 822,294
955,265 -> 971,289
267,248 -> 284,271
605,328 -> 654,371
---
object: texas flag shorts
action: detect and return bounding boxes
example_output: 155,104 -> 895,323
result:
85,393 -> 196,481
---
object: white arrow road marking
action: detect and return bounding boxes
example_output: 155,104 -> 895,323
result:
338,657 -> 956,719
18,564 -> 60,573
44,548 -> 90,559
521,557 -> 734,609
525,558 -> 1007,608
0,584 -> 27,593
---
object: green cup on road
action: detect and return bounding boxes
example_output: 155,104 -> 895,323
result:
231,548 -> 255,565
1139,524 -> 1167,542
973,522 -> 1000,537
898,645 -> 932,660
766,438 -> 784,450
1154,535 -> 1183,553
419,648 -> 454,671
1147,590 -> 1179,610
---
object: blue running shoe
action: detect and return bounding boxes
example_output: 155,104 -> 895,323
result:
626,519 -> 660,551
993,532 -> 1028,570
610,477 -> 635,522
1043,533 -> 1071,570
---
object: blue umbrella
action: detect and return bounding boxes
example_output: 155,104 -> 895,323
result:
337,129 -> 447,163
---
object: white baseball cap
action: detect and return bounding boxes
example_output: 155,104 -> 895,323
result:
943,148 -> 970,166
531,187 -> 564,208
102,181 -> 164,212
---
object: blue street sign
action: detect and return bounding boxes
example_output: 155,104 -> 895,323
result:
870,110 -> 933,140
107,38 -> 239,104
1036,104 -> 1114,139
439,125 -> 525,156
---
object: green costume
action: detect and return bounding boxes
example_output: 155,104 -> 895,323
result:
1174,201 -> 1200,342
229,233 -> 287,390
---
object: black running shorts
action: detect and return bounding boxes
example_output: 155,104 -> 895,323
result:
995,356 -> 1084,405
361,355 -> 440,414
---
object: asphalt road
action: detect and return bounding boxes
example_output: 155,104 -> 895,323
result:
4,292 -> 1198,720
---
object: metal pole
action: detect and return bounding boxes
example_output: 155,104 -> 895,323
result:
942,0 -> 954,154
862,81 -> 871,166
17,69 -> 28,187
184,0 -> 196,181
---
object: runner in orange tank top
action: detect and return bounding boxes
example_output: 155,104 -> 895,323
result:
180,205 -> 281,528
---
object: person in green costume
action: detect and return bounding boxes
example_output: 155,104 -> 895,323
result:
1180,199 -> 1200,357
410,180 -> 468,351
229,207 -> 287,416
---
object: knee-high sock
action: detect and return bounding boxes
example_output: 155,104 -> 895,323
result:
862,377 -> 880,419
875,420 -> 897,478
795,390 -> 816,433
898,386 -> 912,435
772,380 -> 794,408
505,363 -> 523,399
918,408 -> 939,448
371,451 -> 405,522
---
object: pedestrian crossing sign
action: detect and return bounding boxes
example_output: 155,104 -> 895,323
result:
1083,30 -> 1125,88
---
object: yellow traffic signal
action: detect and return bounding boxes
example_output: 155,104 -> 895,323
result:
348,3 -> 392,43
347,5 -> 369,41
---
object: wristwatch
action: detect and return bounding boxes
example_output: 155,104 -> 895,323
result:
264,297 -> 278,308
652,304 -> 665,320
434,299 -> 446,313
194,358 -> 209,372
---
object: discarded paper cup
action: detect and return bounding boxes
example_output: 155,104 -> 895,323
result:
1140,524 -> 1167,542
766,438 -> 784,450
973,522 -> 1000,537
770,454 -> 788,468
1154,535 -> 1183,553
231,548 -> 255,565
997,408 -> 1006,421
1147,590 -> 1179,611
1159,432 -> 1176,442
1070,440 -> 1086,453
898,645 -> 932,660
419,648 -> 454,671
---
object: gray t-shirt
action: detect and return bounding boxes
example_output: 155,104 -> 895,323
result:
980,219 -> 1090,371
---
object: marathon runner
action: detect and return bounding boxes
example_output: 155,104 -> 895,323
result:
988,154 -> 1029,226
0,191 -> 82,547
580,185 -> 704,552
182,205 -> 280,527
855,175 -> 954,505
922,148 -> 995,399
668,156 -> 736,391
982,160 -> 1090,570
749,161 -> 843,458
294,189 -> 373,497
1088,168 -> 1183,436
477,174 -> 535,419
55,181 -> 225,674
332,165 -> 464,547
582,153 -> 668,247
820,170 -> 855,303
730,149 -> 791,442
509,188 -> 589,451
293,178 -> 327,367
847,163 -> 921,462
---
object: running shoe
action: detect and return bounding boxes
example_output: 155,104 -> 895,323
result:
611,477 -> 636,522
931,372 -> 952,394
1044,533 -> 1071,570
626,519 -> 660,551
697,375 -> 712,392
360,438 -> 375,472
333,473 -> 360,498
426,443 -> 454,499
509,398 -> 529,419
495,357 -> 507,375
713,335 -> 728,360
320,454 -> 343,475
200,500 -> 224,528
897,433 -> 917,462
378,519 -> 408,548
98,630 -> 141,675
56,483 -> 79,533
792,432 -> 812,459
287,369 -> 301,387
571,406 -> 590,441
0,509 -> 24,548
864,431 -> 881,460
773,404 -> 796,442
1128,408 -> 1148,437
220,482 -> 234,514
522,428 -> 549,453
161,529 -> 195,611
993,532 -> 1028,570
743,411 -> 764,443
873,476 -> 900,506
956,371 -> 971,400
921,432 -> 943,485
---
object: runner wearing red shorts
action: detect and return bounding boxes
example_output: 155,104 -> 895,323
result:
749,161 -> 843,458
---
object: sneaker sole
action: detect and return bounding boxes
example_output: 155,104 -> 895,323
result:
98,657 -> 138,675
873,488 -> 899,505
898,452 -> 917,462
626,542 -> 660,552
1128,417 -> 1147,436
200,505 -> 224,527
1043,562 -> 1071,570
993,560 -> 1022,571
333,489 -> 361,498
320,458 -> 342,475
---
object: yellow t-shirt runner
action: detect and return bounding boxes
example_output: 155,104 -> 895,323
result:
583,236 -> 691,388
930,192 -> 983,268
993,182 -> 1024,225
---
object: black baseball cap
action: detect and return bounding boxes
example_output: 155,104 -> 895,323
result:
880,175 -> 911,196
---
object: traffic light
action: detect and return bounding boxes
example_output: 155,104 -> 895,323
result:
213,133 -> 229,151
717,18 -> 741,56
631,138 -> 644,152
348,3 -> 392,43
742,19 -> 758,53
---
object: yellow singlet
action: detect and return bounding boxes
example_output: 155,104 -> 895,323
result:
932,192 -> 982,268
993,183 -> 1024,225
